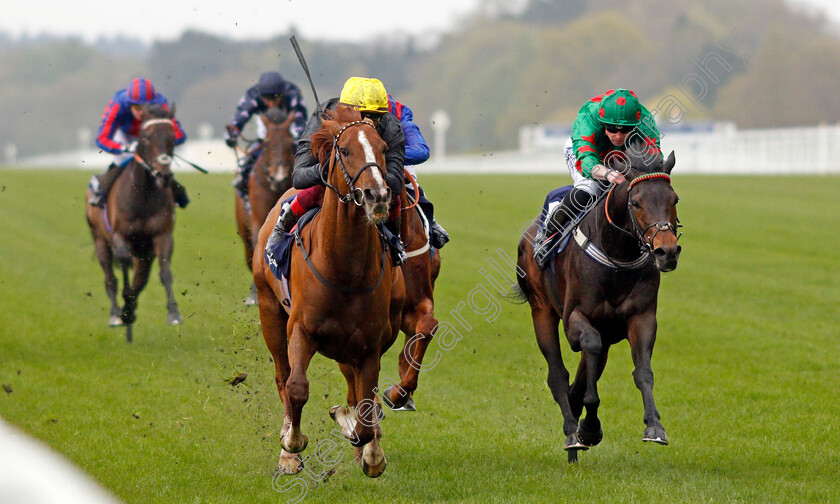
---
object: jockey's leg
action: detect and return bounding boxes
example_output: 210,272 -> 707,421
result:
384,197 -> 407,266
232,144 -> 262,195
171,179 -> 189,208
265,185 -> 325,253
88,160 -> 128,207
416,185 -> 449,249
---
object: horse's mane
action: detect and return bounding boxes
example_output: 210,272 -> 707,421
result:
143,103 -> 171,119
310,105 -> 362,165
264,106 -> 289,125
623,134 -> 664,175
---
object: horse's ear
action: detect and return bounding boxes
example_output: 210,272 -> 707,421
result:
662,150 -> 676,175
169,103 -> 176,118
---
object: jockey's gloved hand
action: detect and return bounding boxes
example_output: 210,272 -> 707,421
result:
123,141 -> 138,153
224,125 -> 239,148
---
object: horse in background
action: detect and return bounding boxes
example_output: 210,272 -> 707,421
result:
381,178 -> 442,412
252,106 -> 405,478
235,107 -> 296,305
85,104 -> 183,342
515,146 -> 681,462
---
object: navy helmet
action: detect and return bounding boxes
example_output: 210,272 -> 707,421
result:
258,72 -> 285,97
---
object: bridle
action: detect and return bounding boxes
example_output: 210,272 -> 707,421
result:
320,119 -> 385,206
255,122 -> 294,193
132,118 -> 174,181
294,118 -> 389,294
604,172 -> 682,255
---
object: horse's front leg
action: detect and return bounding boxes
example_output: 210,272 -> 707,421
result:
388,297 -> 437,411
627,312 -> 668,445
152,233 -> 182,325
355,351 -> 387,478
567,309 -> 605,448
281,323 -> 316,454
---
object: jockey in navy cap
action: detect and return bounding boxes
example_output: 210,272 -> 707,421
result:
224,71 -> 308,195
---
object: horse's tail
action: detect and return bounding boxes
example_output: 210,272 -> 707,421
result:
503,283 -> 528,305
501,244 -> 530,305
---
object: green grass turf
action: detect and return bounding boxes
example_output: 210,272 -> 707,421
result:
1,168 -> 839,503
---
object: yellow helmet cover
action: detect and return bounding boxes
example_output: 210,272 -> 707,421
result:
339,77 -> 388,113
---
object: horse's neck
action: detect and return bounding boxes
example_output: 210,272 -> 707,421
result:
118,162 -> 165,213
592,187 -> 641,261
316,191 -> 382,277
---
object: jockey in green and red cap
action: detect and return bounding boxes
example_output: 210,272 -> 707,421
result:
533,88 -> 663,261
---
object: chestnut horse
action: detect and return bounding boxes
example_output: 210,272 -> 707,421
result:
515,148 -> 681,462
381,183 -> 442,412
253,106 -> 405,478
85,104 -> 183,342
235,107 -> 296,305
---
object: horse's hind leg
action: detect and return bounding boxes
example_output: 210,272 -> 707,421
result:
387,298 -> 437,411
93,237 -> 121,326
153,233 -> 182,325
532,308 -> 580,453
281,323 -> 316,454
628,313 -> 668,445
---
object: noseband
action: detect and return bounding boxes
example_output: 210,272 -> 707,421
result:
321,120 -> 385,206
605,172 -> 682,254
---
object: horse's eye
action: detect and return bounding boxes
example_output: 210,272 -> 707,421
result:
339,147 -> 349,157
674,196 -> 680,205
630,199 -> 641,209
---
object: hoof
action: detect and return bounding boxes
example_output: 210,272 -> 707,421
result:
642,426 -> 669,445
244,291 -> 259,306
382,385 -> 415,411
329,405 -> 341,421
278,449 -> 304,475
281,432 -> 308,454
564,432 -> 589,451
167,312 -> 183,325
361,444 -> 387,478
578,417 -> 603,447
109,315 -> 124,327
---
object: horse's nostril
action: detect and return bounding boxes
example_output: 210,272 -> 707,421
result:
653,248 -> 667,259
384,188 -> 391,201
363,189 -> 377,202
675,245 -> 682,256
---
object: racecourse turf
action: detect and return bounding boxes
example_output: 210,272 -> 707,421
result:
0,168 -> 838,503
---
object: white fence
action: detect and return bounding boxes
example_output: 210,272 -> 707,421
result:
14,124 -> 840,175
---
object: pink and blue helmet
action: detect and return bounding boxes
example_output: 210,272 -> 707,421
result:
125,78 -> 158,104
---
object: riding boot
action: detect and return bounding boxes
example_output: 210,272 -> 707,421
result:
430,220 -> 450,249
265,203 -> 299,255
533,188 -> 595,266
171,180 -> 189,208
384,218 -> 408,266
232,167 -> 250,194
88,163 -> 123,207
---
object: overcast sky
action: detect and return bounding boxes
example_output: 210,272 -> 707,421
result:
1,0 -> 837,44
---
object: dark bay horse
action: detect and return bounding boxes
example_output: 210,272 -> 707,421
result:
253,106 -> 405,478
85,104 -> 183,342
515,149 -> 681,462
235,107 -> 296,305
382,179 -> 442,412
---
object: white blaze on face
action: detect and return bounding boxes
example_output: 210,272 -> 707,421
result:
357,130 -> 385,188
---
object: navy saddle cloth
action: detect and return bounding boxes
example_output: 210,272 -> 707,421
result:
265,197 -> 320,282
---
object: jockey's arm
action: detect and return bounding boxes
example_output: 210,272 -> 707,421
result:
590,164 -> 627,185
